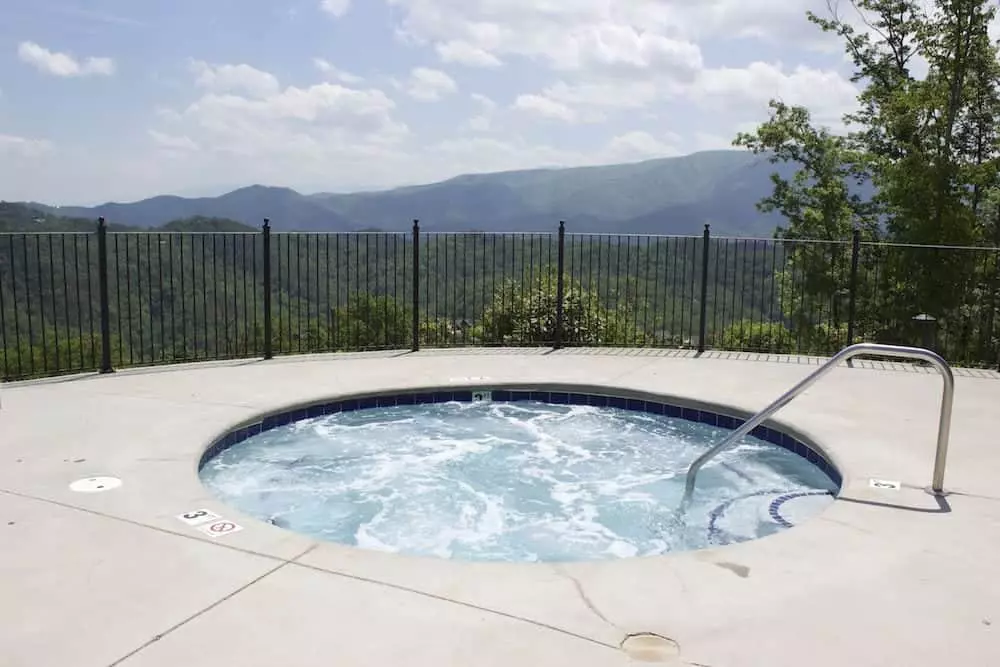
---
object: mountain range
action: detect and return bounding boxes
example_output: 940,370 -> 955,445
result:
28,150 -> 796,236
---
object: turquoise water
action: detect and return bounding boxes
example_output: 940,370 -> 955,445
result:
200,400 -> 837,562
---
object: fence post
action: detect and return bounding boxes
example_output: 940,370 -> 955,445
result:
411,220 -> 420,352
846,227 -> 861,346
262,218 -> 273,360
697,223 -> 711,353
554,221 -> 566,350
96,217 -> 113,373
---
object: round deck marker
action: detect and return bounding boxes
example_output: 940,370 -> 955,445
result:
69,476 -> 122,493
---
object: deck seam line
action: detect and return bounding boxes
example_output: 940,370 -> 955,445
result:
2,488 -> 622,653
0,487 -> 294,563
106,544 -> 319,667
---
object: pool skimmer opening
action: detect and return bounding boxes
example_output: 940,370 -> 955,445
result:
69,476 -> 122,493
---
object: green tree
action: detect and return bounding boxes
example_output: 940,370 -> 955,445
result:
479,268 -> 637,345
734,101 -> 876,349
332,294 -> 410,349
734,100 -> 875,241
737,0 -> 1000,357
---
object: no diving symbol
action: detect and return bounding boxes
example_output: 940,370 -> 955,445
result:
198,519 -> 244,538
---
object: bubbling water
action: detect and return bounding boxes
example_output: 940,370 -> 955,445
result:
201,400 -> 837,562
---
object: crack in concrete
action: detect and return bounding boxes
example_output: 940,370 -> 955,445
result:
553,565 -> 619,630
816,515 -> 877,535
292,560 -> 622,652
668,565 -> 690,599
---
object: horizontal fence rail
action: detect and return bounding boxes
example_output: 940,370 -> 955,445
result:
1,220 -> 998,380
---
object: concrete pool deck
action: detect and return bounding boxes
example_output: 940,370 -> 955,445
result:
1,348 -> 999,666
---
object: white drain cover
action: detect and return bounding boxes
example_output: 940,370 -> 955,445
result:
69,476 -> 122,493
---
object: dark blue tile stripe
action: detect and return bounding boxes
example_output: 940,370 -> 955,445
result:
201,389 -> 842,487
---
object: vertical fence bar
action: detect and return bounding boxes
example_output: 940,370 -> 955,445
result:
554,221 -> 566,350
697,224 -> 711,353
411,220 -> 420,352
846,227 -> 861,346
262,219 -> 273,360
97,218 -> 113,373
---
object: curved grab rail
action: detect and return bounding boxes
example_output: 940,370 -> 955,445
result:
683,343 -> 955,503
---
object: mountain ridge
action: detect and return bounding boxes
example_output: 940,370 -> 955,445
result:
23,150 -> 794,236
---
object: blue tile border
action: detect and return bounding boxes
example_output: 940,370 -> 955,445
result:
200,388 -> 843,488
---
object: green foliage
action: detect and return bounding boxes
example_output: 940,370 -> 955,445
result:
719,321 -> 794,354
736,0 -> 1000,360
0,330 -> 116,379
733,100 -> 876,241
333,294 -> 410,349
479,268 -> 638,345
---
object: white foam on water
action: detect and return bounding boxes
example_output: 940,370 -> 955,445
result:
201,400 -> 837,562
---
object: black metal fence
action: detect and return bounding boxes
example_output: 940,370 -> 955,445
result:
1,218 -> 997,380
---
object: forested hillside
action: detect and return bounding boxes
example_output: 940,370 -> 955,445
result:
0,201 -> 843,378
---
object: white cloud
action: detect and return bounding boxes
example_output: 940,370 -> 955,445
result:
691,61 -> 859,126
545,26 -> 704,75
387,0 -> 831,55
320,0 -> 351,18
466,94 -> 497,131
181,85 -> 404,137
190,61 -> 280,98
386,0 -> 856,129
512,94 -> 576,122
470,93 -> 496,110
149,130 -> 199,153
387,0 -> 703,76
435,41 -> 502,67
604,131 -> 681,160
313,58 -> 364,84
467,115 -> 491,132
543,80 -> 661,111
17,41 -> 114,77
156,70 -> 409,170
0,134 -> 52,157
405,67 -> 458,101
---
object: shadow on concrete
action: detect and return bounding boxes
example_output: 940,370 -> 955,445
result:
837,493 -> 952,514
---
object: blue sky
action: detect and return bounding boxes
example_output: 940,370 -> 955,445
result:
0,0 -> 871,205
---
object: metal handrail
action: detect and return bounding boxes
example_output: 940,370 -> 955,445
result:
683,343 -> 955,502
